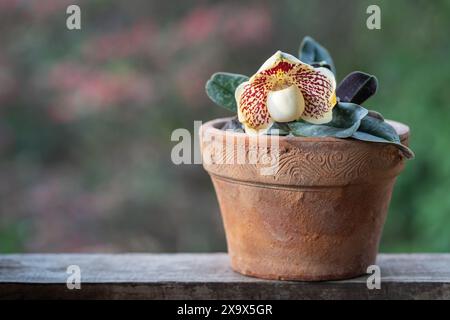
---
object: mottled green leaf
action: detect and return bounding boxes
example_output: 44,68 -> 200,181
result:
299,36 -> 336,74
358,115 -> 400,143
205,72 -> 249,112
288,102 -> 368,138
368,110 -> 385,121
352,115 -> 414,159
352,131 -> 415,159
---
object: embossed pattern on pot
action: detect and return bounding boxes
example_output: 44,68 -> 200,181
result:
200,117 -> 409,281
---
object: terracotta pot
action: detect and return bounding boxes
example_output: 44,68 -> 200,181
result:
200,117 -> 410,281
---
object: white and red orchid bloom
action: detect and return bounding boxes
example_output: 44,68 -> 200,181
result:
235,51 -> 337,134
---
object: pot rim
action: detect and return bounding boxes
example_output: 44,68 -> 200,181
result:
201,117 -> 410,144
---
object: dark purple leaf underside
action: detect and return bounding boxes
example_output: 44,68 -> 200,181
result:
337,71 -> 378,105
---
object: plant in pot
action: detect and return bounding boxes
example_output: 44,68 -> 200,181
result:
200,36 -> 414,281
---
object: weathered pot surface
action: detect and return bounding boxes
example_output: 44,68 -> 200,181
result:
200,117 -> 410,281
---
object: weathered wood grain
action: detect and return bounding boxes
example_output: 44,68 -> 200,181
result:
0,253 -> 449,299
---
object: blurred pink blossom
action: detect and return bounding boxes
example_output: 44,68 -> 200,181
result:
177,6 -> 221,45
175,56 -> 217,106
0,0 -> 20,11
29,0 -> 73,20
170,3 -> 272,53
45,62 -> 155,122
222,6 -> 272,46
83,21 -> 157,61
0,0 -> 74,19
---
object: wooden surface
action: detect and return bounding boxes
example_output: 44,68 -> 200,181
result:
0,253 -> 449,299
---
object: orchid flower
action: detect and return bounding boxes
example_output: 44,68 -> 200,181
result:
235,51 -> 337,134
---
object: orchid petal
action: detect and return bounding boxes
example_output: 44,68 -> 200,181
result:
293,66 -> 337,124
235,81 -> 248,123
236,77 -> 272,131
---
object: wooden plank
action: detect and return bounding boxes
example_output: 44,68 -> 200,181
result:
0,253 -> 449,299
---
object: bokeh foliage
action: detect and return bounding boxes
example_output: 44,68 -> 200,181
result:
0,0 -> 449,252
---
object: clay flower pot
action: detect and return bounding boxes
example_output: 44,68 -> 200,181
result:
200,117 -> 410,281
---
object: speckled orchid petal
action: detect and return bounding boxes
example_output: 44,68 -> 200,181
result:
235,51 -> 337,133
236,76 -> 273,134
293,66 -> 337,124
235,80 -> 273,135
234,81 -> 248,123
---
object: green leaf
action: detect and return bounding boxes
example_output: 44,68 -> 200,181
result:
205,72 -> 249,112
368,110 -> 384,121
288,102 -> 368,138
352,131 -> 415,159
352,115 -> 414,159
299,36 -> 336,74
358,115 -> 400,143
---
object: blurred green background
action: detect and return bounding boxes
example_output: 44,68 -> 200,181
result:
0,0 -> 449,253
